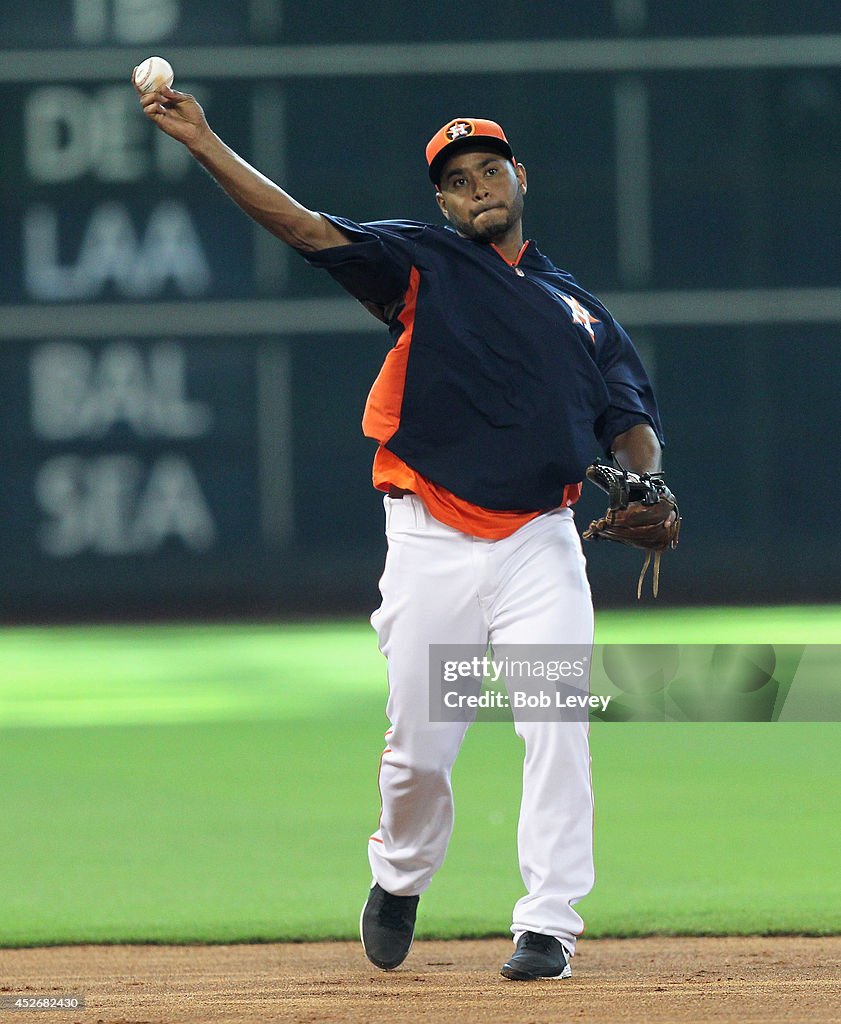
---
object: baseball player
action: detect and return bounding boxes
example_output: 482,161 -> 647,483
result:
136,81 -> 670,980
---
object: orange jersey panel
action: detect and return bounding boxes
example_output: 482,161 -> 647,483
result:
362,266 -> 420,444
373,446 -> 582,541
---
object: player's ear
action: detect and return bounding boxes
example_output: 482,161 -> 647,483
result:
435,190 -> 451,221
515,162 -> 527,195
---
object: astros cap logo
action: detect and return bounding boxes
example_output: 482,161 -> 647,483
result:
446,119 -> 475,141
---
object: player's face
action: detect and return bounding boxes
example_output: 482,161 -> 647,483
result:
435,149 -> 527,243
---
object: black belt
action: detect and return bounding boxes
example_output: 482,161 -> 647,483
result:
388,486 -> 415,499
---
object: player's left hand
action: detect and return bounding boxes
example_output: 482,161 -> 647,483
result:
582,461 -> 680,598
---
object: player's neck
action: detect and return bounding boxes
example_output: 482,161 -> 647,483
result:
488,224 -> 525,264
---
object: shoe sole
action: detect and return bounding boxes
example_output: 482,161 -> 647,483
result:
500,963 -> 572,981
359,901 -> 415,971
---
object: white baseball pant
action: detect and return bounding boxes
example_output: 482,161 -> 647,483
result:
368,493 -> 595,953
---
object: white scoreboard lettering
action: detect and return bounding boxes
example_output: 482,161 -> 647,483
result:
25,86 -> 194,184
30,341 -> 218,558
24,201 -> 211,301
31,341 -> 213,440
36,454 -> 217,557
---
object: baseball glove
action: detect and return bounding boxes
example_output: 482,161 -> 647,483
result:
582,461 -> 681,598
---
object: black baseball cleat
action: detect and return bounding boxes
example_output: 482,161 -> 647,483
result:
500,931 -> 573,981
360,883 -> 419,971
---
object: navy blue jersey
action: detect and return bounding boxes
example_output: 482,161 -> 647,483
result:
304,217 -> 663,512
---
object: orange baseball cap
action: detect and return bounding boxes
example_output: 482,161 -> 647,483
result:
426,117 -> 515,187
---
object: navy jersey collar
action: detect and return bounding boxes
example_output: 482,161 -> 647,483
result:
490,239 -> 532,268
441,225 -> 537,264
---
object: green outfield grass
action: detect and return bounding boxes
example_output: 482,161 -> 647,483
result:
0,606 -> 839,946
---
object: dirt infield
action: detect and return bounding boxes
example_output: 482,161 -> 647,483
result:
2,936 -> 840,1024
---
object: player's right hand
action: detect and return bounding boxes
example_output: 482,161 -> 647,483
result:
135,82 -> 209,150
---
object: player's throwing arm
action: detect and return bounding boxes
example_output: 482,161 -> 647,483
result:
131,57 -> 349,253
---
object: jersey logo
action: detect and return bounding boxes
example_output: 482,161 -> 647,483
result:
446,119 -> 475,141
559,294 -> 599,343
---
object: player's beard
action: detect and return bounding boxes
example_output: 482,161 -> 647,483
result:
453,190 -> 525,244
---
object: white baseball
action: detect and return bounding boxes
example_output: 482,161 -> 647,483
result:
133,56 -> 174,94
